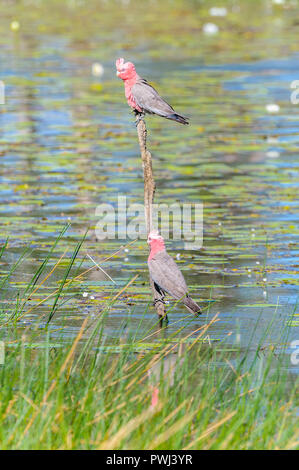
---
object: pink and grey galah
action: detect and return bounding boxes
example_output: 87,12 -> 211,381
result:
147,231 -> 201,314
116,58 -> 189,125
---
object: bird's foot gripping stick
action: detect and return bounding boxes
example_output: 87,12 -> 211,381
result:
134,110 -> 145,126
151,278 -> 168,325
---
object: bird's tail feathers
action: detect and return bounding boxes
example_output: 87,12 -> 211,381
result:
168,113 -> 189,125
183,295 -> 202,315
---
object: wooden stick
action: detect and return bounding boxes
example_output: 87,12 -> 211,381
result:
136,117 -> 167,324
136,118 -> 155,233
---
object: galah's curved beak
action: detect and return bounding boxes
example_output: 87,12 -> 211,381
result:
116,70 -> 121,77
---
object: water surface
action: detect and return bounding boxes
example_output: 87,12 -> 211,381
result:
0,0 -> 298,370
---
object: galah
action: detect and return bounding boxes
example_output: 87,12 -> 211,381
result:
147,231 -> 201,314
116,58 -> 189,125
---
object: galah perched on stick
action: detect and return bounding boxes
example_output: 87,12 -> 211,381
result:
116,58 -> 189,125
147,231 -> 201,314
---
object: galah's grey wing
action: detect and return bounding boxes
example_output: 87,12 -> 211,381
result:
131,79 -> 175,117
148,250 -> 188,300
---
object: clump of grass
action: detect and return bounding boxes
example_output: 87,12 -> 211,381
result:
0,309 -> 298,450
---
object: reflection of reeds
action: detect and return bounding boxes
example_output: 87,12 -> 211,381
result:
0,230 -> 298,449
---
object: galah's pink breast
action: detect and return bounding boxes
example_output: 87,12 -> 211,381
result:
124,83 -> 142,112
148,241 -> 165,261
